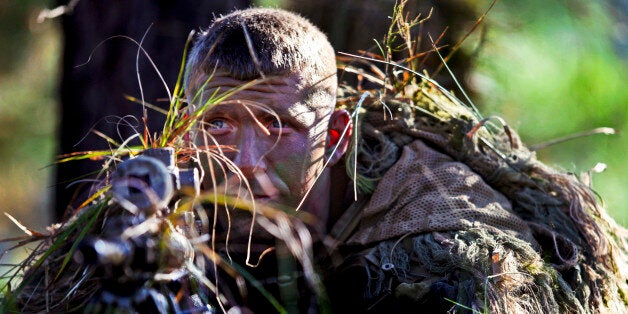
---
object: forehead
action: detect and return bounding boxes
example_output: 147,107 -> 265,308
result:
188,71 -> 333,114
190,73 -> 330,127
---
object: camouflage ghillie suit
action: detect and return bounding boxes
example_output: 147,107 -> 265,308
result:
325,83 -> 628,313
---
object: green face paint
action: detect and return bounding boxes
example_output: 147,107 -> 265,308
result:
192,73 -> 338,223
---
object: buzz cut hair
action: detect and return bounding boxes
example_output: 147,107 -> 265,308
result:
185,8 -> 337,110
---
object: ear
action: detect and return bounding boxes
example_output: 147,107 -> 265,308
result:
325,109 -> 352,166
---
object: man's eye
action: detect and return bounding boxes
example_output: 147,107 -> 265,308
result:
206,119 -> 231,135
271,120 -> 287,128
268,119 -> 293,134
208,119 -> 226,129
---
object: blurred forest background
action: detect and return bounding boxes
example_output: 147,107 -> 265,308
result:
0,0 -> 626,267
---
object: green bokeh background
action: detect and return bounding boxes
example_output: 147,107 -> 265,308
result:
0,0 -> 626,249
472,0 -> 627,227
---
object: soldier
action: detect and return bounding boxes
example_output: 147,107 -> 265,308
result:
185,7 -> 627,313
184,7 -> 350,312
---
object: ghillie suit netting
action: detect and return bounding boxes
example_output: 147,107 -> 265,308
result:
328,79 -> 628,313
2,2 -> 628,314
324,6 -> 628,313
322,2 -> 628,313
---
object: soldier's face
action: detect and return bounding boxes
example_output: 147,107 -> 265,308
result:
190,72 -> 342,221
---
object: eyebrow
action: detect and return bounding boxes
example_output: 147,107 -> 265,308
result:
206,100 -> 317,128
191,73 -> 332,114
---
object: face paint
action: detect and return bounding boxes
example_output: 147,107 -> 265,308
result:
190,72 -> 336,222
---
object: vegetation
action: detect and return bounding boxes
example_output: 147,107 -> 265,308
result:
0,0 -> 57,267
0,0 -> 626,311
469,0 -> 628,224
1,0 -> 626,299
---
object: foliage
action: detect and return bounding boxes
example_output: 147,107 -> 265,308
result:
469,0 -> 628,224
0,1 -> 57,280
0,0 -> 626,311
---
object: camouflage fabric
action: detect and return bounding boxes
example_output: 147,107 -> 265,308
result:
325,83 -> 628,313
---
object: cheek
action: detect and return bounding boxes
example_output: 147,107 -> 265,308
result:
272,144 -> 322,186
198,151 -> 231,189
274,152 -> 308,177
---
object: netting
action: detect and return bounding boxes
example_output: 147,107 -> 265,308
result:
331,81 -> 628,312
348,139 -> 534,246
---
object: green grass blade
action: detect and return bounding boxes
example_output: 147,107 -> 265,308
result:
160,31 -> 195,147
7,200 -> 107,303
228,261 -> 287,314
53,198 -> 107,281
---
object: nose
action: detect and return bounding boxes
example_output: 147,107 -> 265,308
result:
232,129 -> 268,179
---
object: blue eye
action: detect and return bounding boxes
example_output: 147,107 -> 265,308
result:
271,120 -> 288,129
205,119 -> 232,135
268,119 -> 293,135
208,119 -> 227,129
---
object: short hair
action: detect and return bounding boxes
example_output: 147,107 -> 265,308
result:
184,8 -> 337,110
